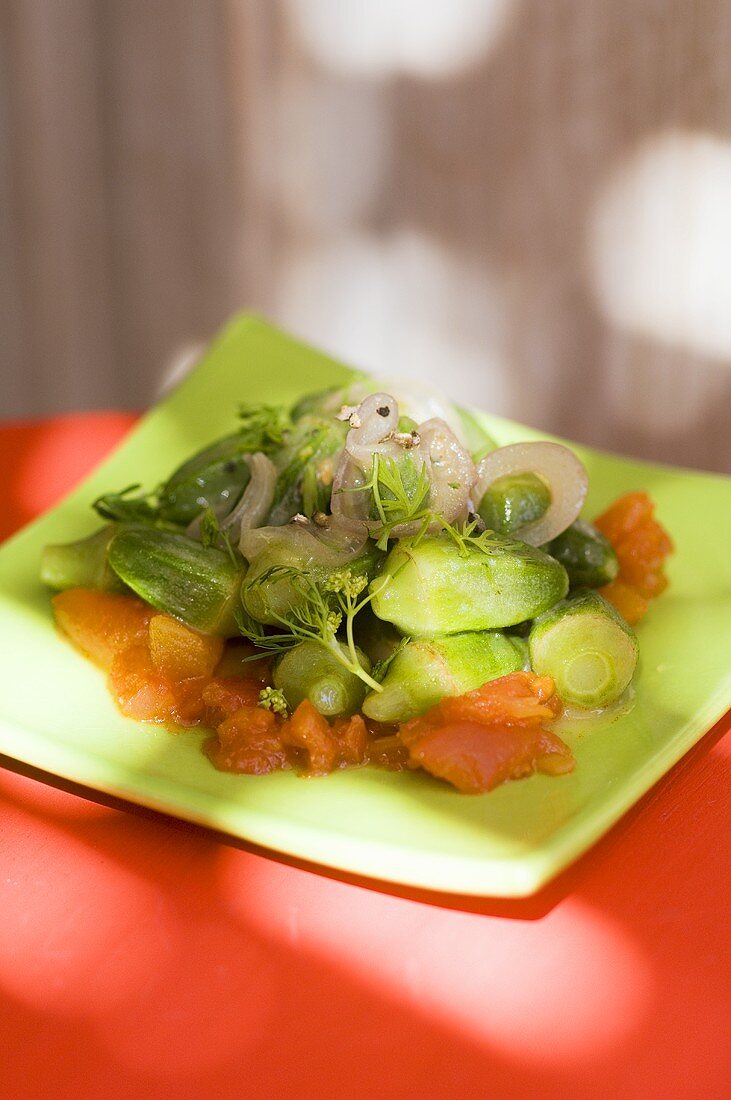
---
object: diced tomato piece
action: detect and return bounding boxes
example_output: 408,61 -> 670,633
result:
206,706 -> 289,774
108,644 -> 207,725
281,700 -> 340,775
398,671 -> 573,794
331,714 -> 368,767
593,490 -> 654,545
201,677 -> 263,726
367,734 -> 410,771
408,722 -> 574,794
598,579 -> 648,625
52,588 -> 152,671
400,671 -> 561,747
613,520 -> 672,598
594,491 -> 673,609
148,614 -> 224,681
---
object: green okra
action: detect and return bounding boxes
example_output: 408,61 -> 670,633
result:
545,519 -> 619,589
158,405 -> 289,526
241,534 -> 382,628
370,534 -> 569,637
362,631 -> 527,724
107,527 -> 244,635
158,433 -> 254,526
528,589 -> 638,708
273,640 -> 372,717
40,525 -> 126,593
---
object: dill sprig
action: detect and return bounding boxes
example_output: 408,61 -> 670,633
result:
336,451 -> 499,558
340,453 -> 434,550
258,686 -> 289,715
237,403 -> 290,450
236,565 -> 385,694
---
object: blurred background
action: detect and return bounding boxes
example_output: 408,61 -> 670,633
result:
1,0 -> 730,472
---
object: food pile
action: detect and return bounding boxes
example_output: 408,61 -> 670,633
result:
41,379 -> 672,793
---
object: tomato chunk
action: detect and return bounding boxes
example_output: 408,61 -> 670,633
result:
281,700 -> 341,775
594,491 -> 673,618
201,677 -> 262,726
109,644 -> 208,725
597,579 -> 648,626
332,714 -> 369,767
408,722 -> 574,794
148,614 -> 224,681
52,588 -> 152,671
399,671 -> 573,794
206,706 -> 289,774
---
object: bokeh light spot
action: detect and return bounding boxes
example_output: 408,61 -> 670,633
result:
275,230 -> 508,412
589,130 -> 731,364
287,0 -> 517,79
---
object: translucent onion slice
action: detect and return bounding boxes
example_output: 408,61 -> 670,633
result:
213,453 -> 278,546
418,418 -> 476,528
330,453 -> 373,528
331,396 -> 476,539
473,442 -> 588,546
239,516 -> 369,568
185,452 -> 278,542
331,391 -> 406,531
342,392 -> 400,466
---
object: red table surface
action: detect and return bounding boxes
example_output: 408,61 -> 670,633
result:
0,414 -> 728,1100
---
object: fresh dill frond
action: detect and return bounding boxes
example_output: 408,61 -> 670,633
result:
258,686 -> 289,715
435,518 -> 504,557
237,564 -> 383,693
340,452 -> 434,550
237,404 -> 290,450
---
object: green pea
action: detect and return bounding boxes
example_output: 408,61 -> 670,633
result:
545,520 -> 619,589
370,534 -> 569,636
362,631 -> 527,724
477,472 -> 550,536
273,640 -> 371,717
528,590 -> 638,708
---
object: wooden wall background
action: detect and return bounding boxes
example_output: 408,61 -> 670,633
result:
1,0 -> 730,472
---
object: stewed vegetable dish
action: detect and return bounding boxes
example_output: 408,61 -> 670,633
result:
41,378 -> 672,793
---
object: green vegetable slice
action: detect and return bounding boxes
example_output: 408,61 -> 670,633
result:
528,590 -> 638,708
362,631 -> 526,723
108,527 -> 244,636
371,532 -> 569,636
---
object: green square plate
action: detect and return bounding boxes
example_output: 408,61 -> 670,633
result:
1,315 -> 729,896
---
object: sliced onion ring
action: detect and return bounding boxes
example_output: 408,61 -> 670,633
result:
239,516 -> 368,568
331,400 -> 475,540
418,417 -> 476,529
220,453 -> 278,543
473,441 -> 588,546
